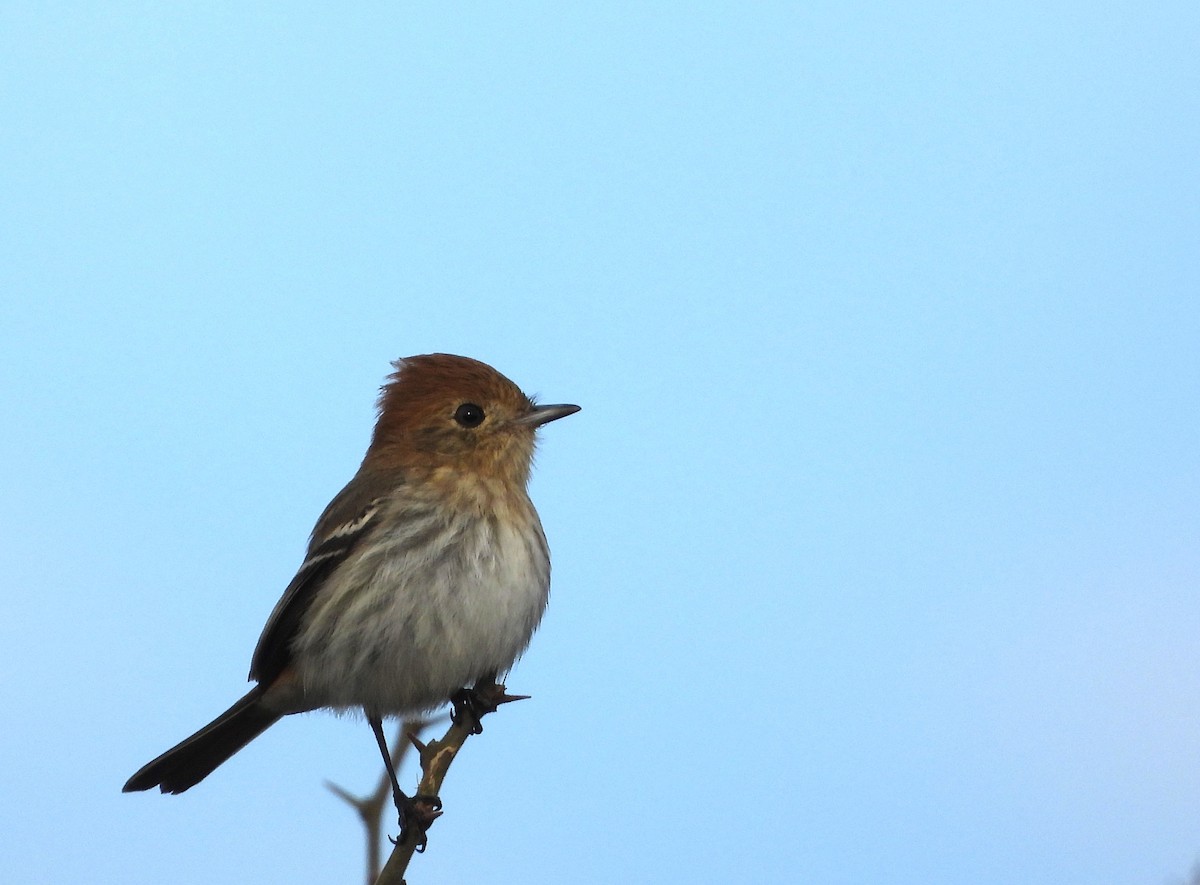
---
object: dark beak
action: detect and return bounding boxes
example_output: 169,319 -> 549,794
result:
514,403 -> 581,427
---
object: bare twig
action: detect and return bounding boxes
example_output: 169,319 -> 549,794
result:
327,717 -> 434,885
374,680 -> 528,885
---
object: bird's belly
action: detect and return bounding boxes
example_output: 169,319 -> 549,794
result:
291,516 -> 550,714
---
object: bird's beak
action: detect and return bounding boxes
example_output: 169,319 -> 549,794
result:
514,403 -> 581,427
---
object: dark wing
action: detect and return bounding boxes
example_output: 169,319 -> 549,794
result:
248,474 -> 389,685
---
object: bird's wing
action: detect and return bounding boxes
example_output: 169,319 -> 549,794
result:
248,477 -> 386,685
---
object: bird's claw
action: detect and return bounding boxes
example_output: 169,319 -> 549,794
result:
451,684 -> 529,735
390,793 -> 443,852
414,792 -> 443,814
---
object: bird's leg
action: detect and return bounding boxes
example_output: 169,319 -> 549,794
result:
367,712 -> 441,851
450,676 -> 530,735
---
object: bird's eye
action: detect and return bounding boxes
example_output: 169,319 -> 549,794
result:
453,403 -> 486,428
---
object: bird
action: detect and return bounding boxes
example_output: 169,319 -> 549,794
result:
123,353 -> 578,840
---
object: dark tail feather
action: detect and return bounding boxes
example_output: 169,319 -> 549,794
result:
123,686 -> 282,794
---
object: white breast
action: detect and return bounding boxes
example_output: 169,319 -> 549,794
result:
292,498 -> 551,714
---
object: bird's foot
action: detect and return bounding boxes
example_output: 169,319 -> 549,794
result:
450,683 -> 529,735
389,791 -> 443,853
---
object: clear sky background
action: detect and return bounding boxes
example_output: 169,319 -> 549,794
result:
2,3 -> 1198,883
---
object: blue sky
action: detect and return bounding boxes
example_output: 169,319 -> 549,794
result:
2,3 -> 1198,883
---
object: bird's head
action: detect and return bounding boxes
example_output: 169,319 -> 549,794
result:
364,353 -> 579,489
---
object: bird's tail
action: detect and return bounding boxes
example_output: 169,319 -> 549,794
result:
123,685 -> 282,794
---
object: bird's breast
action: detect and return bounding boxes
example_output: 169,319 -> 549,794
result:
292,496 -> 551,714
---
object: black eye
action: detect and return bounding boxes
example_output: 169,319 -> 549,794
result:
453,403 -> 486,428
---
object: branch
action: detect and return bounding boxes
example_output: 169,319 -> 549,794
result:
374,680 -> 527,885
326,717 -> 435,885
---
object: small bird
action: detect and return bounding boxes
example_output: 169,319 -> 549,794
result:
124,354 -> 578,838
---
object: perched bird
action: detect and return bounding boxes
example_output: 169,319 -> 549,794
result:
124,354 -> 578,838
